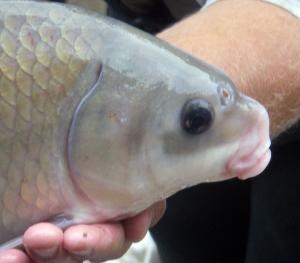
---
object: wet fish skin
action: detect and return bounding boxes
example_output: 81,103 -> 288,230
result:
0,1 -> 104,242
0,1 -> 271,248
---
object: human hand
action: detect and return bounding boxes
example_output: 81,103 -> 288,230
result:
0,201 -> 166,263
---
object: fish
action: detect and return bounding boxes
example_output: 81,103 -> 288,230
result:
0,0 -> 271,250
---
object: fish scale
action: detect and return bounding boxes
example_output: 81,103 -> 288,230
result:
0,2 -> 101,242
0,1 -> 271,255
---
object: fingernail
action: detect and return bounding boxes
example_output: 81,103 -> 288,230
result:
32,246 -> 59,259
71,249 -> 92,257
72,250 -> 93,262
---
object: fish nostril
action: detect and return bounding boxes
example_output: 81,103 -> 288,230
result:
217,83 -> 235,108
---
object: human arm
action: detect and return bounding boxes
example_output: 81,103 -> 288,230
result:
159,0 -> 300,137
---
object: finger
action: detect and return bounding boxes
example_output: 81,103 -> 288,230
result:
124,200 -> 166,243
64,223 -> 130,262
23,223 -> 64,262
123,208 -> 153,243
0,249 -> 31,263
150,200 -> 167,227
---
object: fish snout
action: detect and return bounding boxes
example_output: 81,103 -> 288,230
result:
226,99 -> 271,180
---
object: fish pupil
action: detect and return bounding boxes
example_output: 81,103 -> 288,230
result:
181,99 -> 214,135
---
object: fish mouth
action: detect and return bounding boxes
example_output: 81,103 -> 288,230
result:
227,140 -> 271,180
226,104 -> 272,180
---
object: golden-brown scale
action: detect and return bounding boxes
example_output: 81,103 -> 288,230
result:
0,2 -> 101,241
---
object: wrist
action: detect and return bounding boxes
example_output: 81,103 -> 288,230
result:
159,0 -> 300,137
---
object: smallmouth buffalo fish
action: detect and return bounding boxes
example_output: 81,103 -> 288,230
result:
0,1 -> 271,250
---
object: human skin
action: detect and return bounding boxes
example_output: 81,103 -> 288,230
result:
1,0 -> 300,262
159,0 -> 300,137
0,201 -> 166,263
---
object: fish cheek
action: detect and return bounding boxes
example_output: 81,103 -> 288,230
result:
162,132 -> 206,155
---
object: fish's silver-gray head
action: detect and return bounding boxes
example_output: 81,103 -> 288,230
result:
66,36 -> 271,217
138,64 -> 271,196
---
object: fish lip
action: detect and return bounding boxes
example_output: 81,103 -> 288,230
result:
225,106 -> 271,180
226,142 -> 271,180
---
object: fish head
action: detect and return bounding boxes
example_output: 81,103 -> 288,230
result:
146,74 -> 271,192
66,45 -> 271,214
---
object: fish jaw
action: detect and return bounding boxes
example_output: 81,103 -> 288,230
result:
225,95 -> 271,180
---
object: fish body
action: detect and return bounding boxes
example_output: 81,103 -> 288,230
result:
0,1 -> 271,247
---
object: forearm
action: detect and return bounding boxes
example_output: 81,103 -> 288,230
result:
159,0 -> 300,137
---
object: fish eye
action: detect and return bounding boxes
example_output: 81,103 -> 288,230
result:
181,98 -> 214,135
